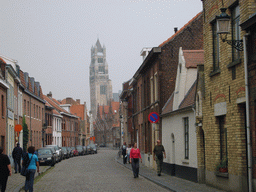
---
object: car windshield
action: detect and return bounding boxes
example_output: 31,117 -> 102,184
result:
90,144 -> 96,148
38,149 -> 52,155
61,147 -> 67,152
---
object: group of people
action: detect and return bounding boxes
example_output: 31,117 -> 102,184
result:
0,143 -> 39,192
122,139 -> 166,178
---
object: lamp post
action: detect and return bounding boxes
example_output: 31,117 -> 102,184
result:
216,8 -> 243,51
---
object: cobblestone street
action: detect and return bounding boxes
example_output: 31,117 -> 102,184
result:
19,149 -> 170,192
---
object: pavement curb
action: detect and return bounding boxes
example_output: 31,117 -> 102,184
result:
115,157 -> 175,192
13,166 -> 51,192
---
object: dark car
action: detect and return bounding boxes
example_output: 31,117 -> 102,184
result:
61,147 -> 69,159
45,145 -> 63,162
82,146 -> 88,155
76,145 -> 84,156
66,147 -> 73,157
87,145 -> 93,154
37,148 -> 56,166
99,143 -> 106,147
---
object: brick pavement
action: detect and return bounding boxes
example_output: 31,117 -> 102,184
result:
116,155 -> 226,192
6,165 -> 50,192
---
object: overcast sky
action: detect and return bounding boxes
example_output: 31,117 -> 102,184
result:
0,0 -> 202,109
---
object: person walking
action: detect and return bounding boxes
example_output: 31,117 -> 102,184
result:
0,147 -> 11,192
23,146 -> 39,192
12,143 -> 23,173
153,140 -> 166,176
121,142 -> 127,164
129,143 -> 142,178
126,144 -> 132,164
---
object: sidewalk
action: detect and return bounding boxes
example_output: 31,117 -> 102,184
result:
116,156 -> 226,192
6,165 -> 51,192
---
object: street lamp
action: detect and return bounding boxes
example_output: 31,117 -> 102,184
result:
216,8 -> 243,51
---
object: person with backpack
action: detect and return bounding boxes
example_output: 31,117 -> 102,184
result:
23,146 -> 39,192
121,142 -> 127,164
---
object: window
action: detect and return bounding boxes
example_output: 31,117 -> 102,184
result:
98,66 -> 105,73
219,116 -> 227,161
100,85 -> 106,94
212,21 -> 220,71
98,58 -> 103,63
231,5 -> 240,61
184,117 -> 189,159
27,101 -> 29,116
24,100 -> 26,115
150,77 -> 153,103
2,95 -> 4,117
154,73 -> 158,101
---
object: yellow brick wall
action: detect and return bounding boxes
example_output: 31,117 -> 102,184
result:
201,0 -> 256,180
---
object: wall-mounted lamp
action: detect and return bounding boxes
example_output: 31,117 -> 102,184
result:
216,8 -> 243,51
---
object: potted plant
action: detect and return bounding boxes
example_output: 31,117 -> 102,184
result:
216,158 -> 228,173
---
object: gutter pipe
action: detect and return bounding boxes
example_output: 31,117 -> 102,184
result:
243,33 -> 253,192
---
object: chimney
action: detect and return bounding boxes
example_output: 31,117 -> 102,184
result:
47,91 -> 52,98
174,27 -> 178,33
76,99 -> 80,104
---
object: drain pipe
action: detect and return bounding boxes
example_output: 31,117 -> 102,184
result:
243,33 -> 253,192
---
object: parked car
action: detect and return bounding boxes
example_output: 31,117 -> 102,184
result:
45,145 -> 63,162
82,146 -> 88,155
66,147 -> 73,157
76,145 -> 85,156
90,144 -> 97,154
61,147 -> 69,159
87,145 -> 93,154
99,143 -> 106,147
37,148 -> 57,166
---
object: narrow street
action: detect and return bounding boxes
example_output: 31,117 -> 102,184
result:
21,149 -> 170,192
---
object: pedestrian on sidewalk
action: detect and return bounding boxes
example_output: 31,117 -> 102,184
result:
23,146 -> 39,192
126,144 -> 132,164
129,143 -> 142,178
12,143 -> 23,173
153,140 -> 166,176
0,147 -> 11,192
121,142 -> 127,164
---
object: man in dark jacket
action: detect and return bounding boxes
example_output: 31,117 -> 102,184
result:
12,143 -> 23,173
0,147 -> 12,192
121,142 -> 127,164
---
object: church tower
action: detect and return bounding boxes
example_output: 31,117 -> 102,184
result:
90,39 -> 113,120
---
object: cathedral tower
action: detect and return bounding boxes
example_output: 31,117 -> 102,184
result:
90,39 -> 113,120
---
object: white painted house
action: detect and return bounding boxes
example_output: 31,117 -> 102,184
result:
52,109 -> 62,147
161,48 -> 204,182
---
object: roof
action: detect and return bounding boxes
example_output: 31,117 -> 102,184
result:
99,106 -> 110,117
161,80 -> 197,115
95,39 -> 103,52
183,50 -> 204,68
43,95 -> 69,114
179,80 -> 197,109
70,105 -> 85,120
159,12 -> 202,47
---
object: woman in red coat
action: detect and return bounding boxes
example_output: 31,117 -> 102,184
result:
129,143 -> 142,178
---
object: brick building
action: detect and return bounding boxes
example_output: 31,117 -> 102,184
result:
201,0 -> 256,191
20,70 -> 45,151
0,59 -> 9,154
122,12 -> 203,170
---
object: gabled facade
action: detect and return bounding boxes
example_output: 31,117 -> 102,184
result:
161,48 -> 203,182
19,69 -> 45,150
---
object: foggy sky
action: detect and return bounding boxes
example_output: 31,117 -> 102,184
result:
0,0 -> 202,109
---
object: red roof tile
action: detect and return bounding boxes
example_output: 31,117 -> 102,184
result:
43,95 -> 69,114
159,12 -> 202,47
183,50 -> 204,68
111,102 -> 120,113
70,105 -> 85,120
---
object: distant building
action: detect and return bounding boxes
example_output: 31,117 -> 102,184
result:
113,92 -> 120,102
89,39 -> 113,121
